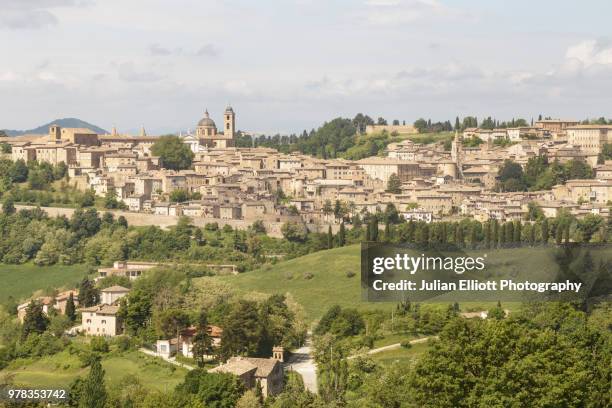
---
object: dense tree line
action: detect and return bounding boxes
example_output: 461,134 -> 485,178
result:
497,155 -> 594,192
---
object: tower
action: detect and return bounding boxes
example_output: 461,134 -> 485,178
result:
223,105 -> 235,139
49,124 -> 61,143
451,130 -> 464,179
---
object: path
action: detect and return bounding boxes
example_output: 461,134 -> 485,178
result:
138,347 -> 196,370
347,336 -> 435,360
285,332 -> 317,393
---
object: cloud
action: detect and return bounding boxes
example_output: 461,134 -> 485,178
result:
117,62 -> 164,83
565,39 -> 612,68
362,0 -> 462,25
196,44 -> 220,57
0,0 -> 91,30
149,43 -> 175,56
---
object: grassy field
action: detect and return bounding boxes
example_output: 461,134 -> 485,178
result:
203,244 -> 581,323
2,350 -> 187,391
207,245 -> 385,322
370,341 -> 430,366
0,264 -> 90,303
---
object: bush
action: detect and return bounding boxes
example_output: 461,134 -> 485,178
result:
346,271 -> 356,278
114,336 -> 131,352
303,272 -> 314,280
400,340 -> 412,349
90,336 -> 109,353
205,222 -> 219,231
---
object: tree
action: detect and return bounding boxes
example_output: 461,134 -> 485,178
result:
541,218 -> 549,244
2,196 -> 15,215
192,310 -> 214,367
65,292 -> 76,322
414,118 -> 428,133
79,358 -> 107,408
21,301 -> 49,339
151,135 -> 194,170
369,217 -> 379,242
281,222 -> 307,242
155,308 -> 190,339
219,300 -> 262,360
79,278 -> 99,307
327,226 -> 333,249
236,389 -> 262,408
337,222 -> 346,247
170,188 -> 190,203
177,369 -> 244,408
103,188 -> 120,209
9,159 -> 28,182
386,173 -> 402,194
117,289 -> 152,335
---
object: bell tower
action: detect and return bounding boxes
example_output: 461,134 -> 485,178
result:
223,105 -> 235,139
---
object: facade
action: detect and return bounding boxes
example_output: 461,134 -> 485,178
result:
566,125 -> 612,155
81,305 -> 122,336
100,285 -> 130,305
210,356 -> 284,397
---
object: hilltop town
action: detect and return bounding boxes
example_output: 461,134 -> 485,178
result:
2,108 -> 611,231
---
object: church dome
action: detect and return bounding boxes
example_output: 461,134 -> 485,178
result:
197,110 -> 216,128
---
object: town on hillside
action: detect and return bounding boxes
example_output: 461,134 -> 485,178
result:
2,109 -> 612,232
0,109 -> 611,407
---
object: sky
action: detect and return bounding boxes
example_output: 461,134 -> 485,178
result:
1,0 -> 612,135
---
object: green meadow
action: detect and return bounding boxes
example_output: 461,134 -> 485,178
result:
3,350 -> 187,391
208,244 -> 517,322
0,264 -> 89,303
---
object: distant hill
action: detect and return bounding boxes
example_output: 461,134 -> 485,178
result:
2,118 -> 108,136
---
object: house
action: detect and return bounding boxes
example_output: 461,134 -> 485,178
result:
17,290 -> 79,322
80,304 -> 122,336
100,286 -> 130,305
97,261 -> 158,281
154,325 -> 222,360
210,355 -> 284,397
178,325 -> 223,358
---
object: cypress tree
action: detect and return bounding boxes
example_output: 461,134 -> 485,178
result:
337,222 -> 346,246
455,224 -> 464,247
529,223 -> 536,244
365,222 -> 371,242
555,224 -> 563,245
79,358 -> 107,408
384,220 -> 391,242
514,222 -> 522,243
541,218 -> 549,244
370,218 -> 379,242
506,222 -> 514,243
469,225 -> 477,249
492,220 -> 499,248
327,226 -> 333,249
65,292 -> 76,322
484,222 -> 491,248
564,224 -> 570,243
407,220 -> 416,243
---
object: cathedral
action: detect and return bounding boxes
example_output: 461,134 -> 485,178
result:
184,106 -> 236,152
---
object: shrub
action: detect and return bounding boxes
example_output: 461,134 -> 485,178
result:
346,271 -> 356,278
90,336 -> 109,353
400,340 -> 412,349
303,272 -> 314,280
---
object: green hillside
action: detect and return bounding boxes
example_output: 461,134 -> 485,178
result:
3,350 -> 186,390
210,245 -> 373,322
0,264 -> 89,304
205,244 -> 606,322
